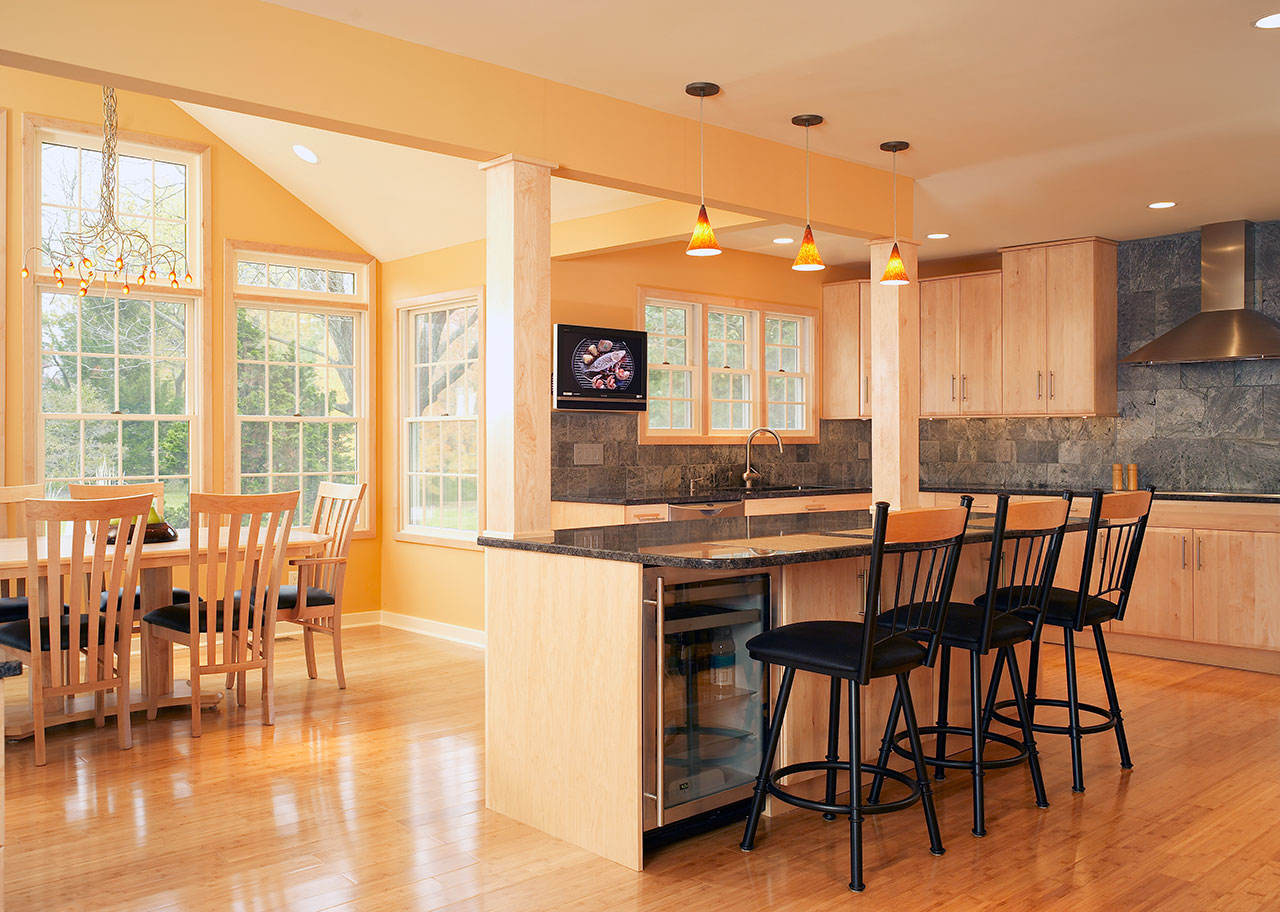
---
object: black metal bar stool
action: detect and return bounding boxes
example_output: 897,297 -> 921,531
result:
738,498 -> 972,893
985,487 -> 1153,793
867,493 -> 1073,837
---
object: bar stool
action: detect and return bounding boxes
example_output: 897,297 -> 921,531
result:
867,493 -> 1072,837
738,498 -> 972,893
985,487 -> 1154,793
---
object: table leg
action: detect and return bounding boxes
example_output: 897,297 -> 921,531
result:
139,567 -> 175,697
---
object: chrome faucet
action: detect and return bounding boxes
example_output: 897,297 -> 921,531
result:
743,427 -> 783,489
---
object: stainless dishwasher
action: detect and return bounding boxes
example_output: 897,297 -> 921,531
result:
666,500 -> 746,521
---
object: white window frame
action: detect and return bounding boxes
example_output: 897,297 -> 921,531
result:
706,304 -> 758,434
642,296 -> 700,436
225,241 -> 374,534
763,312 -> 813,433
22,116 -> 210,508
396,289 -> 485,547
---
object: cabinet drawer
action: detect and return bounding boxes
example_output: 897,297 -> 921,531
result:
744,493 -> 872,517
625,504 -> 670,524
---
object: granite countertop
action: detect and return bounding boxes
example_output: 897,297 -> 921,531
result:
555,485 -> 871,506
480,509 -> 1090,570
0,660 -> 22,678
919,485 -> 1280,505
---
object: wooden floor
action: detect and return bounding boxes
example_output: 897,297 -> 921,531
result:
7,626 -> 1280,911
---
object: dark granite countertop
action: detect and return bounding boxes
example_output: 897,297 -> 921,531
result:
919,485 -> 1280,505
480,510 -> 1090,570
0,660 -> 22,678
554,485 -> 872,506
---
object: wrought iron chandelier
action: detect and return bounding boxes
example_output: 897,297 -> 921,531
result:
20,86 -> 192,296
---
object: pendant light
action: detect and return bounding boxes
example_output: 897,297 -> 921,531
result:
685,82 -> 722,257
791,114 -> 825,272
879,140 -> 910,285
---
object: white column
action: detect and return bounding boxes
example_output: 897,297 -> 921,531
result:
868,238 -> 921,510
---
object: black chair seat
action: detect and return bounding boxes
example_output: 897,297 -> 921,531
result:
0,596 -> 28,624
746,621 -> 927,680
234,586 -> 335,612
99,587 -> 190,611
878,602 -> 1033,651
976,586 -> 1119,628
0,615 -> 121,651
143,600 -> 253,634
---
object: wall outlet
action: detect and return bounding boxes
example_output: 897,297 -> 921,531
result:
574,443 -> 605,466
858,442 -> 870,459
287,568 -> 298,586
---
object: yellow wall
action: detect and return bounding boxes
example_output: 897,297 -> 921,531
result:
0,67 -> 381,612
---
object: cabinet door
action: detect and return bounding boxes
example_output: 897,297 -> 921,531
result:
1001,247 -> 1047,414
859,281 -> 872,418
919,278 -> 959,416
958,273 -> 1002,414
1192,530 -> 1280,649
1111,528 -> 1194,640
1045,242 -> 1096,414
820,283 -> 861,418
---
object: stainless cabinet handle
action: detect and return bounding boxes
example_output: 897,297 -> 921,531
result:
961,375 -> 968,401
654,575 -> 666,828
1037,371 -> 1043,400
857,569 -> 867,616
1197,537 -> 1203,571
864,376 -> 870,405
803,504 -> 826,512
1181,535 -> 1186,570
1049,370 -> 1055,400
951,375 -> 956,401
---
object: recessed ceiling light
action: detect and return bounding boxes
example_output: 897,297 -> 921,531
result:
1148,201 -> 1176,209
1254,13 -> 1280,27
292,144 -> 319,164
772,236 -> 795,244
926,233 -> 950,240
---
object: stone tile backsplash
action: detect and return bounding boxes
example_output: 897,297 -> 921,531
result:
551,411 -> 871,500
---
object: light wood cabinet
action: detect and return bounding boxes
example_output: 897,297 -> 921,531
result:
859,282 -> 872,418
821,281 -> 862,419
919,278 -> 959,415
1000,238 -> 1117,416
744,492 -> 872,517
1111,528 -> 1195,640
919,272 -> 1002,416
1192,530 -> 1280,649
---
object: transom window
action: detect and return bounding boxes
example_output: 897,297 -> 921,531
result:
401,296 -> 482,536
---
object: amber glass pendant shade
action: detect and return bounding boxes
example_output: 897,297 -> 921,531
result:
791,224 -> 825,271
880,241 -> 909,285
686,204 -> 722,257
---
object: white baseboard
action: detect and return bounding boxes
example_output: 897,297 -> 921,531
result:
346,610 -> 486,649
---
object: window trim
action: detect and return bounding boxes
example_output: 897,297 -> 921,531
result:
394,288 -> 486,547
21,114 -> 213,492
224,240 -> 375,536
637,287 -> 821,445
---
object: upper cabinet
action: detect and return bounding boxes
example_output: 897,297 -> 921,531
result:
821,280 -> 871,418
1001,238 -> 1118,416
920,271 -> 1002,416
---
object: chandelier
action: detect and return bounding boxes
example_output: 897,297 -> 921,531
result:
20,86 -> 192,297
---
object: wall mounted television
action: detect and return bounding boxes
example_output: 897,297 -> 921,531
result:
553,323 -> 647,411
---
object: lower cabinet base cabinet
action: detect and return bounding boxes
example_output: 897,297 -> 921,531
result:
1111,528 -> 1194,641
1192,530 -> 1280,650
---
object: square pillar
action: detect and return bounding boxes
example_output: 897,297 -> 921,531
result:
868,238 -> 921,510
480,154 -> 555,537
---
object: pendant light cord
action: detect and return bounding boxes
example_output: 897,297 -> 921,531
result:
699,95 -> 706,205
804,126 -> 811,226
891,150 -> 898,242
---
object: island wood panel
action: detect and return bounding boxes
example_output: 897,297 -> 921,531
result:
1192,530 -> 1280,650
919,278 -> 960,416
820,281 -> 862,419
743,493 -> 872,517
484,548 -> 644,870
1001,245 -> 1048,414
550,501 -> 627,530
958,272 -> 1003,414
1110,527 -> 1195,641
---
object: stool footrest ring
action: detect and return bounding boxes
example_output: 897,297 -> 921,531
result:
768,760 -> 922,816
990,697 -> 1117,737
887,724 -> 1030,771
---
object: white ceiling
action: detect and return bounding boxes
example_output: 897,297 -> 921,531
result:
715,222 -> 872,268
177,103 -> 659,261
266,0 -> 1280,260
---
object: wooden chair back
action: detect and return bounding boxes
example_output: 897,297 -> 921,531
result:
981,493 -> 1074,647
305,482 -> 366,600
186,491 -> 297,673
23,494 -> 152,699
1074,487 -> 1155,628
69,481 -> 165,509
860,498 -> 973,683
0,484 -> 45,597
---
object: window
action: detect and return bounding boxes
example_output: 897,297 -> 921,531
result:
401,295 -> 482,537
31,127 -> 203,525
639,288 -> 817,442
231,250 -> 370,528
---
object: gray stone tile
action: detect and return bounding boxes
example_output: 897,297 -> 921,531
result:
1015,440 -> 1040,464
1153,387 -> 1207,437
1178,439 -> 1231,493
1234,359 -> 1280,387
920,439 -> 941,464
1263,387 -> 1280,439
1181,362 -> 1236,390
1224,439 -> 1280,493
1204,386 -> 1263,438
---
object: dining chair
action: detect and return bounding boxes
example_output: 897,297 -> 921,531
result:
0,493 -> 152,766
143,491 -> 297,737
0,484 -> 46,623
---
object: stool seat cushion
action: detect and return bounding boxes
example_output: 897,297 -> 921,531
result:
976,586 -> 1118,628
0,596 -> 28,624
878,602 -> 1033,651
99,587 -> 189,611
0,615 -> 122,651
143,600 -> 253,634
747,621 -> 926,680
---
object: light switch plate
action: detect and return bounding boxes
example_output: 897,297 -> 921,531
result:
574,443 -> 605,466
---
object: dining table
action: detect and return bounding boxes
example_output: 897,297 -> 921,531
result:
0,526 -> 330,738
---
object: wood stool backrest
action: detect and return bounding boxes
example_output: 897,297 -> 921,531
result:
982,493 -> 1074,647
1074,487 -> 1155,629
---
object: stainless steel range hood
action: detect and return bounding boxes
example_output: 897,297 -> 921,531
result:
1121,220 -> 1280,364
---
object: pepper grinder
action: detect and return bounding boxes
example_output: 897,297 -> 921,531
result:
1112,463 -> 1123,491
1127,463 -> 1138,491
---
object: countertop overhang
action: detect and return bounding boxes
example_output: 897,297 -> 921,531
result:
553,486 -> 1280,506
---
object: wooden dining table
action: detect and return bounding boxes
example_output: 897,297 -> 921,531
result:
0,527 -> 330,738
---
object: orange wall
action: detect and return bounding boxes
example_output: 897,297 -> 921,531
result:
0,67 -> 380,612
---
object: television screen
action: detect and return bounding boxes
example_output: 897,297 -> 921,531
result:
554,324 -> 647,411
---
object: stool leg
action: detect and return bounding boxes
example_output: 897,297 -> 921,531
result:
848,678 -> 865,893
1025,637 -> 1042,728
969,650 -> 987,837
823,675 -> 842,821
1093,624 -> 1133,770
1063,629 -> 1086,793
866,682 -> 902,806
740,665 -> 796,852
979,648 -> 1005,736
897,672 -> 945,858
1006,646 -> 1049,809
933,645 -> 952,780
